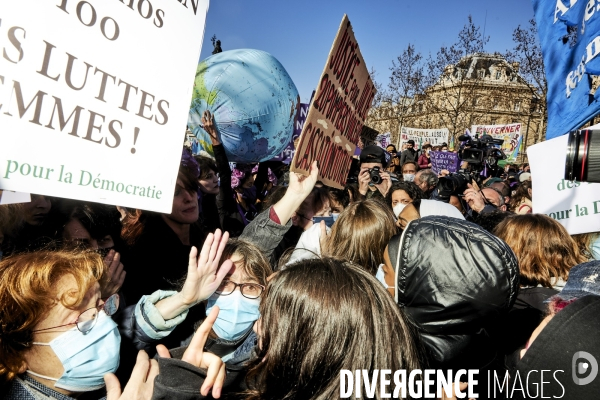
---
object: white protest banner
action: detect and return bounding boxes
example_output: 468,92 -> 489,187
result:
291,15 -> 376,189
399,127 -> 449,150
471,123 -> 522,162
0,0 -> 209,213
527,135 -> 600,235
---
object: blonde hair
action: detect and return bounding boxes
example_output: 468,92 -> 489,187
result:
322,198 -> 397,275
494,214 -> 586,287
0,250 -> 105,382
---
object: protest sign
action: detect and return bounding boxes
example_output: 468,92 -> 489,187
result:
291,15 -> 376,189
471,123 -> 522,162
399,127 -> 449,150
527,135 -> 600,235
0,0 -> 209,213
271,103 -> 310,163
430,151 -> 459,175
360,125 -> 379,147
532,0 -> 600,140
375,132 -> 391,149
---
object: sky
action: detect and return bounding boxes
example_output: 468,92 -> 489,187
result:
199,0 -> 538,103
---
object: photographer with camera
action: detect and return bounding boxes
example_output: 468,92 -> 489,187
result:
358,146 -> 393,200
463,184 -> 507,221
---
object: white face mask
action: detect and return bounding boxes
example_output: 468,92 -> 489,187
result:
403,174 -> 415,182
375,264 -> 389,289
393,203 -> 406,218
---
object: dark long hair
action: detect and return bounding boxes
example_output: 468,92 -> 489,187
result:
245,258 -> 422,400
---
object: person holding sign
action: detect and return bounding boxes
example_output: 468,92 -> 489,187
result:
357,146 -> 392,200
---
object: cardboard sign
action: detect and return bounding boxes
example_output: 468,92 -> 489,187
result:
471,123 -> 522,162
527,135 -> 600,235
430,151 -> 459,175
291,15 -> 376,189
399,127 -> 449,150
532,0 -> 600,140
360,125 -> 379,147
271,103 -> 310,163
0,0 -> 209,213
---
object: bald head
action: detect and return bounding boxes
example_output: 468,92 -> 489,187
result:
481,188 -> 506,211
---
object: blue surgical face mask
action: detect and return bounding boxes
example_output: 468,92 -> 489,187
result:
28,311 -> 121,392
592,235 -> 600,260
206,290 -> 260,341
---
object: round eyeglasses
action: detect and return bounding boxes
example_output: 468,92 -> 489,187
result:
33,293 -> 120,335
215,280 -> 265,299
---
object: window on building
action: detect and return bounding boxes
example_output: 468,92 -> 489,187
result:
472,97 -> 479,106
490,118 -> 497,125
495,71 -> 502,80
478,70 -> 485,79
514,101 -> 521,112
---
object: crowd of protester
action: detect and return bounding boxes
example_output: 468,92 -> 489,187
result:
1,113 -> 599,399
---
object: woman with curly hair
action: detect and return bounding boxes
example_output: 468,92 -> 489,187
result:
509,180 -> 532,214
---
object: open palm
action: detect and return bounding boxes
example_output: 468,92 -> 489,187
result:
180,229 -> 233,306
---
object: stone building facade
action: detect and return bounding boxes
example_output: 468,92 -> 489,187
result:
368,53 -> 545,159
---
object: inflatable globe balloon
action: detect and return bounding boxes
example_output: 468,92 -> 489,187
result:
188,49 -> 300,163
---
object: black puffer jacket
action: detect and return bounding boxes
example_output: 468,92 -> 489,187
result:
388,215 -> 519,371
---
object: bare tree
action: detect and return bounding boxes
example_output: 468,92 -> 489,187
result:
505,19 -> 547,145
367,44 -> 426,145
419,15 -> 491,142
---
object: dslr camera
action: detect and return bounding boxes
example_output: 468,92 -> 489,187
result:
435,134 -> 506,202
369,167 -> 382,185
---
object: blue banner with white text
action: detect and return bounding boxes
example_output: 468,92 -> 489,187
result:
532,0 -> 600,139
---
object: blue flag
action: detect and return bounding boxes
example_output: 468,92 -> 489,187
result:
532,0 -> 600,139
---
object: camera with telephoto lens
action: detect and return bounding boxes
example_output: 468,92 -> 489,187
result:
369,167 -> 382,185
565,130 -> 600,183
434,134 -> 506,202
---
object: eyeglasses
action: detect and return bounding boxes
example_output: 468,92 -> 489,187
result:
295,213 -> 313,222
33,293 -> 120,335
215,280 -> 265,299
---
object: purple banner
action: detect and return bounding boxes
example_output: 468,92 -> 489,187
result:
430,151 -> 459,175
271,102 -> 310,163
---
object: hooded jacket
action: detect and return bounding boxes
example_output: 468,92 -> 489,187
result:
388,215 -> 519,370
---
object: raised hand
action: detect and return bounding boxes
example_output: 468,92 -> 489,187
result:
100,250 -> 126,298
180,229 -> 232,306
287,160 -> 319,199
154,230 -> 232,321
156,306 -> 226,398
201,110 -> 220,145
105,350 -> 158,400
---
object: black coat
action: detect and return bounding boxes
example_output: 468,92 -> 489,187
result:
388,215 -> 520,371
